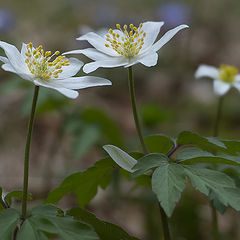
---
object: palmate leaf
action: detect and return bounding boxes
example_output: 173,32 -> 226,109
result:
183,165 -> 240,211
0,208 -> 20,239
177,131 -> 227,152
131,153 -> 168,178
67,207 -> 140,240
144,135 -> 175,154
45,158 -> 114,207
17,205 -> 99,240
152,161 -> 187,217
176,147 -> 240,166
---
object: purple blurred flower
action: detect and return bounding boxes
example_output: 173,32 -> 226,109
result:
0,9 -> 15,33
156,2 -> 191,28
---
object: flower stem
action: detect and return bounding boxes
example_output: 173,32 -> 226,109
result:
213,96 -> 224,137
210,95 -> 224,240
22,86 -> 39,219
127,67 -> 171,240
127,66 -> 148,154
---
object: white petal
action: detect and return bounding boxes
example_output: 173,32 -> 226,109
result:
56,58 -> 83,79
195,65 -> 219,79
235,74 -> 240,82
50,76 -> 112,89
139,21 -> 164,54
232,82 -> 240,92
64,48 -> 110,61
103,145 -> 137,172
83,57 -> 129,73
124,51 -> 158,68
2,63 -> 17,73
21,43 -> 28,57
0,41 -> 29,75
34,79 -> 79,99
138,52 -> 158,67
213,79 -> 231,96
152,24 -> 189,52
0,56 -> 8,63
77,32 -> 119,56
0,56 -> 16,72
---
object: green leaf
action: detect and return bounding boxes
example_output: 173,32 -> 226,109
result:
144,134 -> 175,154
0,187 -> 4,211
177,131 -> 227,152
67,207 -> 140,240
4,190 -> 32,206
103,145 -> 137,172
132,153 -> 168,178
221,139 -> 240,155
45,158 -> 114,206
176,147 -> 240,166
208,192 -> 227,214
152,162 -> 187,217
183,166 -> 240,211
17,205 -> 99,240
17,220 -> 48,240
0,208 -> 20,239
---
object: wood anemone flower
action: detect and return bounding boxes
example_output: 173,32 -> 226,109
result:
195,64 -> 240,96
64,21 -> 189,73
0,41 -> 112,98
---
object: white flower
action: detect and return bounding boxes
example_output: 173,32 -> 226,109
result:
0,41 -> 112,99
64,21 -> 189,73
195,64 -> 240,96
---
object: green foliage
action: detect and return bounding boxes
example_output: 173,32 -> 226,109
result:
177,131 -> 227,152
45,158 -> 114,206
16,205 -> 99,240
152,161 -> 187,217
144,135 -> 175,154
0,208 -> 20,239
4,190 -> 32,206
103,145 -> 137,172
67,207 -> 140,240
183,166 -> 240,211
131,153 -> 169,178
176,147 -> 240,166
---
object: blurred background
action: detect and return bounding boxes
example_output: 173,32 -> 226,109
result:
1,0 -> 240,239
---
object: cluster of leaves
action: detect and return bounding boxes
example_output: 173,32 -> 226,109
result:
103,131 -> 240,217
0,193 -> 139,239
1,131 -> 240,239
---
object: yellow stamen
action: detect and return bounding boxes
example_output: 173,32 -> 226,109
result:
24,43 -> 70,80
219,65 -> 238,83
105,23 -> 146,57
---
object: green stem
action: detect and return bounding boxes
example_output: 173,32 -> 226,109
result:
127,67 -> 171,240
213,96 -> 224,137
22,86 -> 39,219
128,67 -> 148,154
211,201 -> 220,240
210,95 -> 224,240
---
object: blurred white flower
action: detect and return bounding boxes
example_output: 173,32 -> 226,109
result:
195,64 -> 240,96
0,41 -> 111,98
64,21 -> 189,73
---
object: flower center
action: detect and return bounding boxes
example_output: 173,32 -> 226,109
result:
105,23 -> 146,57
24,42 -> 70,80
218,65 -> 238,83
